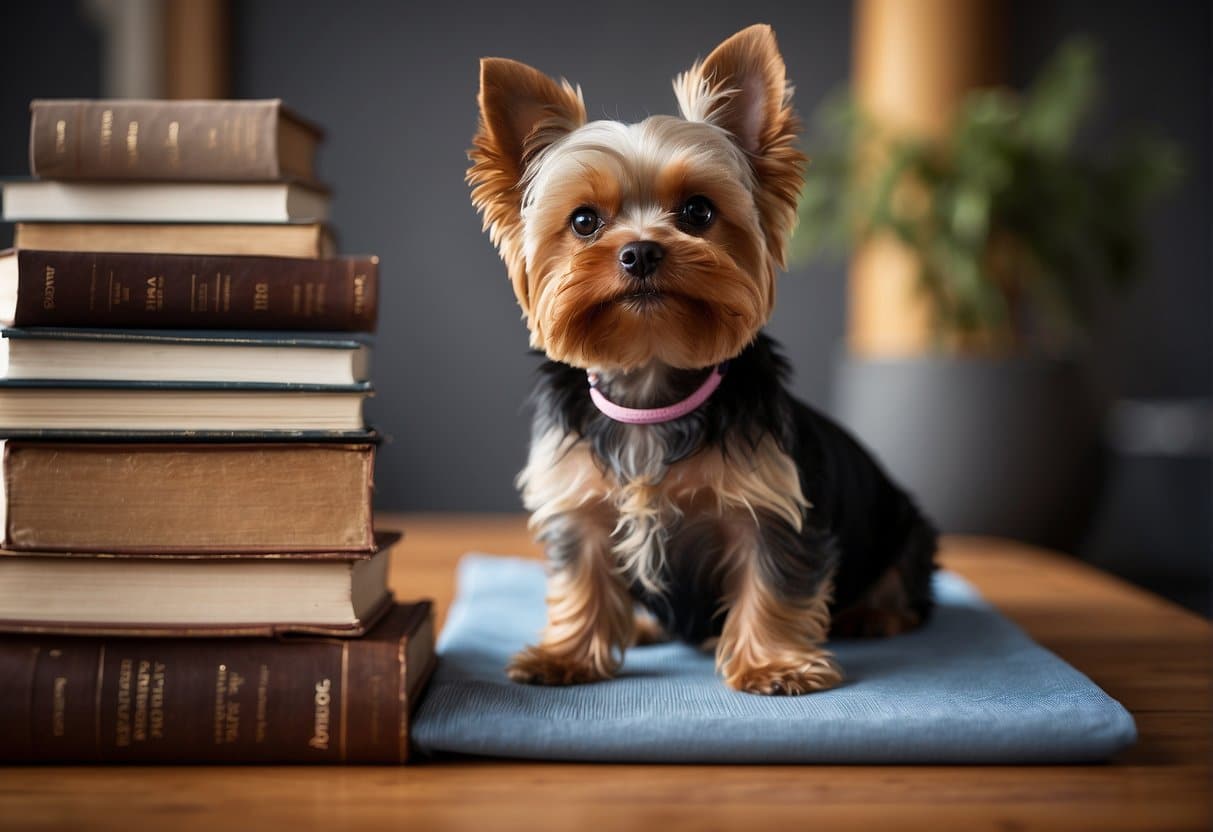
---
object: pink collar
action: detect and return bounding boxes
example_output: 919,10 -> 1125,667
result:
587,365 -> 725,425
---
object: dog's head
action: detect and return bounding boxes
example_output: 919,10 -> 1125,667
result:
469,24 -> 804,371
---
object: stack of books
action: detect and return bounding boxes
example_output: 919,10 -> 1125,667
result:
0,100 -> 433,763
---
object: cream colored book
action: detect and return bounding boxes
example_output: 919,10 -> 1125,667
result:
1,329 -> 371,385
2,180 -> 328,223
13,222 -> 335,258
0,382 -> 369,431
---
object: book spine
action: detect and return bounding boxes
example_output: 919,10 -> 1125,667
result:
29,101 -> 282,181
3,442 -> 376,554
14,250 -> 378,332
0,633 -> 409,763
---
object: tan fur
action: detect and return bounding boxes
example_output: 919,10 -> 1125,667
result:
673,24 -> 806,273
511,434 -> 631,685
518,428 -> 612,530
478,27 -> 830,695
470,25 -> 805,371
468,58 -> 586,318
516,428 -> 830,690
661,436 -> 807,530
521,427 -> 806,597
716,518 -> 841,695
521,118 -> 771,369
505,514 -> 635,685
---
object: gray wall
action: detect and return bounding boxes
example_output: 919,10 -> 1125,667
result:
1,1 -> 1207,528
0,4 -> 101,187
231,0 -> 854,512
1011,0 -> 1210,400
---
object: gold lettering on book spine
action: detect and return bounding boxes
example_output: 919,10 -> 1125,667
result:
42,265 -> 56,310
253,281 -> 269,311
149,662 -> 166,740
255,664 -> 270,743
165,121 -> 181,169
115,658 -> 133,748
224,669 -> 244,744
308,678 -> 332,750
100,110 -> 113,163
213,663 -> 227,745
126,121 -> 139,167
144,275 -> 164,312
133,660 -> 150,741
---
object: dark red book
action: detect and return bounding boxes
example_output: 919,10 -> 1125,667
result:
0,602 -> 435,763
0,249 -> 378,332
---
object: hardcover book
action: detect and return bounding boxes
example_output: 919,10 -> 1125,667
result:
0,249 -> 378,332
1,180 -> 329,223
0,441 -> 376,553
0,601 -> 435,763
0,379 -> 370,432
14,222 -> 335,259
0,532 -> 400,635
2,328 -> 372,386
29,99 -> 322,183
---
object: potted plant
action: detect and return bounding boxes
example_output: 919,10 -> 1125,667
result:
795,39 -> 1181,547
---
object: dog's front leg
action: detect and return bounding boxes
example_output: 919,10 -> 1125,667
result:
715,516 -> 842,695
507,510 -> 634,685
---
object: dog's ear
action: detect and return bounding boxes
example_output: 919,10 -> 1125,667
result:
674,25 -> 805,265
469,58 -> 586,314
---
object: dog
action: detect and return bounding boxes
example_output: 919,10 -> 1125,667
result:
468,24 -> 937,695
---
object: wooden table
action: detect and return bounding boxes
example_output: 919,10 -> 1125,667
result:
2,513 -> 1209,831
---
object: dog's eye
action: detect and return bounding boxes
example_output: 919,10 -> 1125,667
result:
570,208 -> 602,238
679,195 -> 715,231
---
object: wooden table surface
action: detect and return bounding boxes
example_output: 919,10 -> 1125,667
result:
2,513 -> 1209,831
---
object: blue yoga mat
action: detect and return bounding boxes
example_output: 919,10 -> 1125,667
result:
411,554 -> 1136,763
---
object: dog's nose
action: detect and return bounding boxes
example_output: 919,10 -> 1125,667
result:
618,241 -> 664,279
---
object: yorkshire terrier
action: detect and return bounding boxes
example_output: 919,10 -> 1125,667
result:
469,24 -> 937,695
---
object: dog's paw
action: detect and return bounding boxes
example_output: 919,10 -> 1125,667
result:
506,645 -> 614,686
721,653 -> 842,696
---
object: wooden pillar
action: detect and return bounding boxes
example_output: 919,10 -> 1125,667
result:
164,0 -> 231,99
849,0 -> 1005,356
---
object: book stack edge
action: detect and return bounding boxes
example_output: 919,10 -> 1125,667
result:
0,99 -> 434,764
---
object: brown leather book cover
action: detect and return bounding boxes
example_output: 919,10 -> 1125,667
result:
1,442 -> 376,553
14,222 -> 336,259
0,601 -> 436,763
4,249 -> 378,332
29,99 -> 322,182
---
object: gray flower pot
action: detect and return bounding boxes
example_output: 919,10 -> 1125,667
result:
829,353 -> 1103,549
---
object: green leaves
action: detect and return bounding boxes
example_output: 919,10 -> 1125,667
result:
794,37 -> 1182,349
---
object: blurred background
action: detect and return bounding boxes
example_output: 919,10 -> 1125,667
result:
1,0 -> 1208,613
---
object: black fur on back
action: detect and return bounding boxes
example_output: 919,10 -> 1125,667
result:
527,332 -> 937,644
